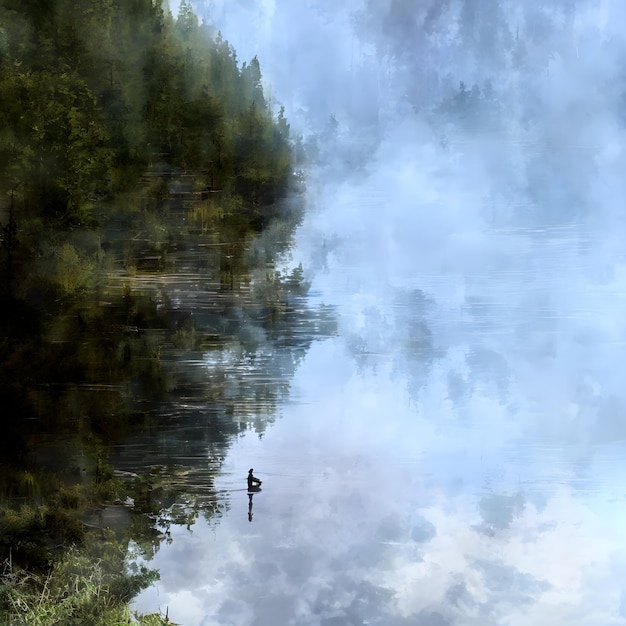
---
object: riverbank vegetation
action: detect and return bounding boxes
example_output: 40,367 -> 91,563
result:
0,0 -> 305,622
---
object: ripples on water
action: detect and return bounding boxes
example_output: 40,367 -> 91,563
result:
109,171 -> 626,624
113,85 -> 626,626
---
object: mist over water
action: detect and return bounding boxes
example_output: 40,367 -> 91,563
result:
138,2 -> 626,624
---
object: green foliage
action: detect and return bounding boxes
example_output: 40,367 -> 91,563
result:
0,460 -> 180,623
0,464 -> 125,567
0,0 -> 294,230
0,547 -> 167,625
0,1 -> 302,620
51,242 -> 96,296
0,0 -> 298,427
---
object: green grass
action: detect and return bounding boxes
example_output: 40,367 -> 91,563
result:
0,547 -> 170,626
0,463 -> 173,626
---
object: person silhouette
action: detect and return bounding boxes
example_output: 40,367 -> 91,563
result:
247,468 -> 262,491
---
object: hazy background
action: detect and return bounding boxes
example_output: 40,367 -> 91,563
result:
138,1 -> 626,624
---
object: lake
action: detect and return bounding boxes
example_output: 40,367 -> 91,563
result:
105,2 -> 626,623
5,1 -> 626,624
118,159 -> 626,625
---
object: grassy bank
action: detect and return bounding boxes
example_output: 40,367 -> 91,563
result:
1,548 -> 168,625
0,460 -> 172,625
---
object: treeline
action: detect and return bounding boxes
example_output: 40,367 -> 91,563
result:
0,0 -> 297,449
0,0 -> 294,312
0,0 -> 306,615
0,0 -> 292,232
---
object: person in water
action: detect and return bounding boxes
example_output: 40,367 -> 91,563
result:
247,468 -> 262,490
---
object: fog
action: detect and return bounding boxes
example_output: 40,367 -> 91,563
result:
140,1 -> 626,624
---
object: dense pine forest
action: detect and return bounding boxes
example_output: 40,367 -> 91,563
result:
0,0 -> 305,622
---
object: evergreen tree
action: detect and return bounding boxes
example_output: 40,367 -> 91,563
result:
0,0 -> 297,448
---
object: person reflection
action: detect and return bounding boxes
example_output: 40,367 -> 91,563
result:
248,493 -> 254,522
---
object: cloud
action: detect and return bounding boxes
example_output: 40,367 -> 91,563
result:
133,344 -> 626,624
133,1 -> 626,624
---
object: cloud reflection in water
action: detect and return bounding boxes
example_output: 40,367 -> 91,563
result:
137,1 -> 626,623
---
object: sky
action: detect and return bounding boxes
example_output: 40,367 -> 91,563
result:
137,1 -> 626,624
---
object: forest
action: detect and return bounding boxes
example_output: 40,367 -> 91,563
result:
0,0 -> 303,622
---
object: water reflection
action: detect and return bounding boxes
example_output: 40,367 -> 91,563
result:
132,344 -> 626,624
247,494 -> 253,522
121,4 -> 626,624
127,174 -> 626,625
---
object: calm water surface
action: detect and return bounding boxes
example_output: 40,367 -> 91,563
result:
120,167 -> 626,626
